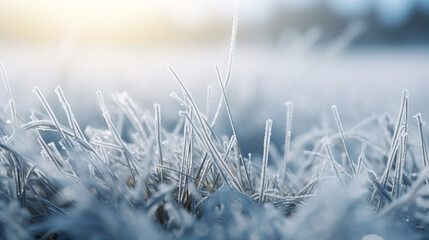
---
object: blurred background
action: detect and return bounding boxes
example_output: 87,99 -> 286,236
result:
0,0 -> 428,154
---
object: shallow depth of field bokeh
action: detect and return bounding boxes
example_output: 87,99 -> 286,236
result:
1,0 -> 428,153
2,2 -> 429,240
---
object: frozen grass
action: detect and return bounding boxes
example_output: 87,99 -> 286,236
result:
1,60 -> 429,239
1,19 -> 429,238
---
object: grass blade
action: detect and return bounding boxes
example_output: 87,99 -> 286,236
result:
259,119 -> 272,204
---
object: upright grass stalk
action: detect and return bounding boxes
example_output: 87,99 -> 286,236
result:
96,91 -> 138,182
0,62 -> 17,128
414,113 -> 429,167
392,132 -> 407,197
169,66 -> 243,192
206,85 -> 212,120
211,12 -> 238,128
154,104 -> 164,184
281,101 -> 293,194
33,87 -> 73,151
215,65 -> 251,192
113,93 -> 149,142
259,119 -> 272,204
331,105 -> 356,176
380,90 -> 408,188
323,137 -> 346,190
55,86 -> 87,142
0,62 -> 12,100
356,143 -> 366,175
178,117 -> 189,205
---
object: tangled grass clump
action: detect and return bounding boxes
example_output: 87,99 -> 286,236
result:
1,61 -> 429,239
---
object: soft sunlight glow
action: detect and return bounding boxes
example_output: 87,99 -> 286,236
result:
0,0 -> 232,43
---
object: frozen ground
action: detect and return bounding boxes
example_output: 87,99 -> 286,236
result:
1,41 -> 429,239
1,43 -> 428,153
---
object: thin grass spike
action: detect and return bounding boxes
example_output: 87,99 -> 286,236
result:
211,12 -> 238,127
215,64 -> 250,190
55,86 -> 86,141
331,105 -> 356,176
169,66 -> 243,192
357,143 -> 366,175
380,90 -> 408,188
259,119 -> 272,204
154,104 -> 164,183
206,85 -> 212,119
414,113 -> 429,167
33,87 -> 73,150
323,137 -> 346,190
282,101 -> 293,194
96,91 -> 138,182
0,62 -> 13,100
